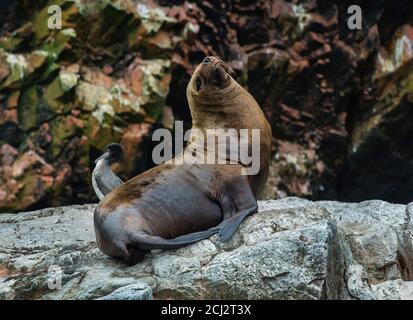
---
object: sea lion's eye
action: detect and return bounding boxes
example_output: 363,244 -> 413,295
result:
195,77 -> 202,91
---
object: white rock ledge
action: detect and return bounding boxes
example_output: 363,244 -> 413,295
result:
0,197 -> 412,300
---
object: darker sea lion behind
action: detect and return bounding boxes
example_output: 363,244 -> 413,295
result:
92,143 -> 124,200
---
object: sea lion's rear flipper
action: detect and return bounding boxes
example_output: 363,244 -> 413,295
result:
218,207 -> 257,242
114,240 -> 147,266
129,227 -> 219,251
211,175 -> 258,242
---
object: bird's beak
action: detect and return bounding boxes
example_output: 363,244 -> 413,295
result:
95,152 -> 108,164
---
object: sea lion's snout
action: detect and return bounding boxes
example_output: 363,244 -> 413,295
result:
202,56 -> 223,67
191,56 -> 232,95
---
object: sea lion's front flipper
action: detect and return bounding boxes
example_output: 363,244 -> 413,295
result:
214,175 -> 258,242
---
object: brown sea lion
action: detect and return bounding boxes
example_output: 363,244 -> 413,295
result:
94,56 -> 272,265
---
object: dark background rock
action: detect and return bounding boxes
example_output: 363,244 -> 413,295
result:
2,0 -> 413,212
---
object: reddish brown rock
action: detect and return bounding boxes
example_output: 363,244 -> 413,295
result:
0,144 -> 56,211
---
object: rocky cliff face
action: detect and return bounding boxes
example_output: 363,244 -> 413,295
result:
2,0 -> 413,211
1,198 -> 412,300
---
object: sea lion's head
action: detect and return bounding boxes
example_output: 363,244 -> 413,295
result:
187,56 -> 236,104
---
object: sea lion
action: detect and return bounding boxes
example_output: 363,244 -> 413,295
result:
92,143 -> 124,200
94,56 -> 272,265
